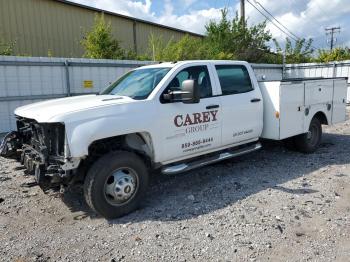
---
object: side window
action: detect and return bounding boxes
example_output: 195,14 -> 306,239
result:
215,65 -> 253,95
165,66 -> 213,99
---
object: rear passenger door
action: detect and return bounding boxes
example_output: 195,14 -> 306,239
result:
213,64 -> 263,146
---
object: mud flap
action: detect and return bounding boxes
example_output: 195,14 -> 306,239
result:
0,131 -> 19,157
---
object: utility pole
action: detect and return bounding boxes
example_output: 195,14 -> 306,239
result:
325,26 -> 341,50
240,0 -> 245,21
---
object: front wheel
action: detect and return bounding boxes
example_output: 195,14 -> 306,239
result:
84,151 -> 149,219
294,117 -> 322,153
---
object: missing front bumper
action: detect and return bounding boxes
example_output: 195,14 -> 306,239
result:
1,130 -> 77,190
0,131 -> 20,157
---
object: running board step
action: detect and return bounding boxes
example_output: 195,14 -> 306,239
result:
162,142 -> 262,175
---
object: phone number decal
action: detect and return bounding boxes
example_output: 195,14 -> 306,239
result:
181,137 -> 213,149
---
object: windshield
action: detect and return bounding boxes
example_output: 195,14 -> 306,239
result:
101,67 -> 171,100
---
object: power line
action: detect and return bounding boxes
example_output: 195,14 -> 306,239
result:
257,0 -> 325,49
253,0 -> 300,41
245,0 -> 299,42
246,0 -> 320,50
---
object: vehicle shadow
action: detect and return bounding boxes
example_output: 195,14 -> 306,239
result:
61,132 -> 350,223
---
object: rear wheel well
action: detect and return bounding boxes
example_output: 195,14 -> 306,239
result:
313,111 -> 328,125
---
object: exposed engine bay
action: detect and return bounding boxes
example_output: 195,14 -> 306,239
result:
0,116 -> 72,190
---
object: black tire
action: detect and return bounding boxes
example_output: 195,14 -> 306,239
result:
84,151 -> 149,219
283,137 -> 296,151
294,117 -> 322,153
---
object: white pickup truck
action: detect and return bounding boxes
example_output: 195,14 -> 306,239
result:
0,60 -> 347,219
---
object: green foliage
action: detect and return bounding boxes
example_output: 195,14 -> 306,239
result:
315,47 -> 350,63
81,14 -> 125,59
274,38 -> 314,64
147,34 -> 208,61
165,35 -> 208,60
0,38 -> 15,56
147,33 -> 166,61
205,9 -> 272,62
204,9 -> 234,59
120,49 -> 151,61
147,9 -> 273,63
47,49 -> 54,57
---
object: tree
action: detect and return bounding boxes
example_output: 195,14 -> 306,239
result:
146,33 -> 208,61
148,9 -> 274,63
164,35 -> 208,60
274,38 -> 314,64
315,47 -> 350,63
205,9 -> 272,62
147,33 -> 167,61
204,9 -> 234,59
81,14 -> 125,59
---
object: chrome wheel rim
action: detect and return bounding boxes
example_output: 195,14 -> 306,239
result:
104,167 -> 138,206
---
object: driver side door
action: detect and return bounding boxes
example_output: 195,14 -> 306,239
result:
157,64 -> 222,163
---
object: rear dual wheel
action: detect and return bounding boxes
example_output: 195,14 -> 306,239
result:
293,117 -> 322,153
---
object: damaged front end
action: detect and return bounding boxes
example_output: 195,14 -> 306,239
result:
0,131 -> 21,157
0,116 -> 80,190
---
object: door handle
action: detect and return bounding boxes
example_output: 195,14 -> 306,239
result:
206,104 -> 220,109
250,98 -> 261,103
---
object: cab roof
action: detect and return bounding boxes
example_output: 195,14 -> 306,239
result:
138,60 -> 249,70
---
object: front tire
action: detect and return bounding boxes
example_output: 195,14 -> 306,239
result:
84,151 -> 149,219
294,117 -> 322,153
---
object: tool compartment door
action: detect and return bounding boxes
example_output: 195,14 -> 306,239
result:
279,82 -> 305,139
305,79 -> 333,105
332,79 -> 347,124
259,81 -> 280,140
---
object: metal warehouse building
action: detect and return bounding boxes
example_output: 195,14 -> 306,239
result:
0,0 -> 203,57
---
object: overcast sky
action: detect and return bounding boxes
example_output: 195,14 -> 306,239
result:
70,0 -> 350,50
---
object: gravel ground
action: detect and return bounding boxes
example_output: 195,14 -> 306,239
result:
0,113 -> 350,262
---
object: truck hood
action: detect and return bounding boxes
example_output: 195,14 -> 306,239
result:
15,94 -> 134,122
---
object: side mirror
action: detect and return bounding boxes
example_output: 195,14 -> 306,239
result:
181,80 -> 200,104
162,79 -> 200,104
